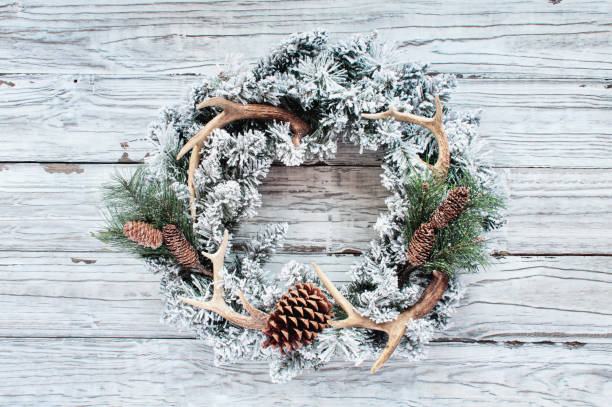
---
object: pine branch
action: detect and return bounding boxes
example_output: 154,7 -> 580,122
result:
400,170 -> 505,283
95,166 -> 194,258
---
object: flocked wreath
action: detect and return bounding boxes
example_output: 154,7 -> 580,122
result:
97,31 -> 505,382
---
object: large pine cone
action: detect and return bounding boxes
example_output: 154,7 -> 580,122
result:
123,221 -> 163,249
263,283 -> 334,355
430,186 -> 470,230
162,225 -> 207,273
407,222 -> 435,266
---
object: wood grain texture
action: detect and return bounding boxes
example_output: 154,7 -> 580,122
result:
0,163 -> 610,254
0,75 -> 610,167
1,1 -> 610,78
2,1 -> 611,404
1,252 -> 610,343
0,338 -> 610,406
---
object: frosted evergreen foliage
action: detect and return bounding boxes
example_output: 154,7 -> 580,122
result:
140,31 -> 504,382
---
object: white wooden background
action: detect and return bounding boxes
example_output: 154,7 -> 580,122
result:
1,1 -> 611,405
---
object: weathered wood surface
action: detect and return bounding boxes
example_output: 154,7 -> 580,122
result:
1,163 -> 611,253
1,338 -> 610,407
1,0 -> 610,79
1,252 -> 610,343
1,0 -> 611,405
0,75 -> 610,167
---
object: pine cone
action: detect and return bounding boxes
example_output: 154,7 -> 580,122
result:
162,225 -> 208,274
429,186 -> 470,230
407,222 -> 435,266
263,283 -> 334,355
123,221 -> 163,249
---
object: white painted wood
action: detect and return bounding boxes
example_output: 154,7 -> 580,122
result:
0,75 -> 610,167
1,251 -> 610,343
444,255 -> 612,343
0,163 -> 610,253
2,1 -> 611,403
0,338 -> 609,406
1,1 -> 610,78
0,251 -> 368,339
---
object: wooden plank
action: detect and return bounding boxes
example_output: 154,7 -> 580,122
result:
500,167 -> 612,254
0,163 -> 387,253
0,163 -> 611,254
1,1 -> 610,78
0,251 -> 363,338
0,73 -> 381,166
0,75 -> 610,167
451,79 -> 612,169
0,338 -> 609,406
444,255 -> 612,343
1,251 -> 610,342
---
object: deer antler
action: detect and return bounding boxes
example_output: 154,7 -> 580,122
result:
179,230 -> 268,330
177,97 -> 311,217
312,263 -> 449,373
362,94 -> 450,181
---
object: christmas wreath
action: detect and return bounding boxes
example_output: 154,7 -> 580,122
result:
97,31 -> 505,382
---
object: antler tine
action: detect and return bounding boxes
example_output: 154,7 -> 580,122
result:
178,97 -> 311,217
180,99 -> 244,217
370,270 -> 449,373
202,229 -> 231,301
362,94 -> 450,181
186,144 -> 201,217
312,263 -> 449,373
179,230 -> 268,330
178,98 -> 249,161
311,263 -> 379,331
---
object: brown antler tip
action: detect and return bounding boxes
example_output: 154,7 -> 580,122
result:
196,96 -> 238,111
179,97 -> 311,216
313,263 -> 451,373
361,93 -> 450,182
179,229 -> 268,331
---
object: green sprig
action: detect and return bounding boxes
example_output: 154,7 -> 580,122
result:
95,167 -> 193,258
401,170 -> 505,282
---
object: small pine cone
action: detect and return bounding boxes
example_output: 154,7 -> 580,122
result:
429,186 -> 470,230
263,283 -> 334,355
123,221 -> 163,249
162,225 -> 204,272
407,222 -> 435,266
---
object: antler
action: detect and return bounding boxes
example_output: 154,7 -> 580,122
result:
312,263 -> 449,373
179,230 -> 268,330
362,94 -> 450,181
177,97 -> 311,217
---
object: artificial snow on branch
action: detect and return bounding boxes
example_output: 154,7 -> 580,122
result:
96,30 -> 505,383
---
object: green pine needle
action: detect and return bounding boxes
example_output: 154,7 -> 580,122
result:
402,170 -> 505,279
95,167 -> 193,258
